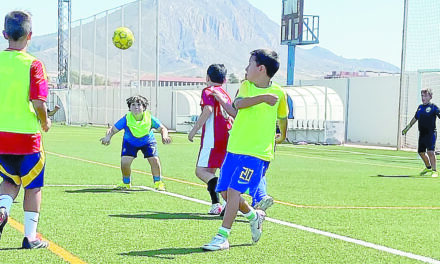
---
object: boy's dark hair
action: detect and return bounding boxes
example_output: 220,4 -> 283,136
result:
207,64 -> 227,84
4,11 -> 32,41
250,49 -> 280,78
126,95 -> 149,109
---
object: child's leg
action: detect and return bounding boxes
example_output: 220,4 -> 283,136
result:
147,157 -> 166,191
121,156 -> 135,184
196,167 -> 220,205
147,157 -> 162,181
251,177 -> 267,207
427,151 -> 436,170
221,188 -> 241,229
23,188 -> 41,241
0,180 -> 20,216
195,167 -> 216,183
419,152 -> 431,168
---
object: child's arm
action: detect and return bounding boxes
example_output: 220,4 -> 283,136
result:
100,126 -> 120,145
234,94 -> 278,109
276,118 -> 287,144
402,117 -> 417,135
32,99 -> 51,132
212,90 -> 237,117
47,105 -> 60,117
157,125 -> 172,144
188,105 -> 213,142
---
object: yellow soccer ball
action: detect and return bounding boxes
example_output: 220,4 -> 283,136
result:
112,27 -> 134,50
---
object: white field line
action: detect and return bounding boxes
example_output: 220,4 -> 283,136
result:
280,145 -> 417,160
268,217 -> 440,264
275,150 -> 418,170
48,183 -> 440,264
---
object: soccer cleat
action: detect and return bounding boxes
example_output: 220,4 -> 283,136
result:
0,207 -> 8,240
432,171 -> 439,178
115,182 -> 131,190
219,202 -> 227,217
202,234 -> 229,251
208,203 -> 223,215
154,181 -> 166,191
420,167 -> 432,176
255,196 -> 274,211
249,209 -> 266,243
22,237 -> 49,249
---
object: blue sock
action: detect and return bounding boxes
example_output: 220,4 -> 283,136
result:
123,177 -> 131,184
153,176 -> 161,182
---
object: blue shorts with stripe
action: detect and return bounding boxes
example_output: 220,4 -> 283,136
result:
0,152 -> 45,189
121,140 -> 158,158
216,152 -> 269,194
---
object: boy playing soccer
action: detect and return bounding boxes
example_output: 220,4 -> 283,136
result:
100,95 -> 171,190
188,64 -> 233,215
0,10 -> 51,249
402,88 -> 440,177
202,49 -> 288,251
213,81 -> 275,212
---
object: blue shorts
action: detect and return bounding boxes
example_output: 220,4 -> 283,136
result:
121,140 -> 158,158
0,152 -> 45,189
216,152 -> 269,194
418,132 -> 436,153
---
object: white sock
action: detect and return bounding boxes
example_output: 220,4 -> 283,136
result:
24,211 -> 39,241
243,209 -> 257,221
0,195 -> 13,215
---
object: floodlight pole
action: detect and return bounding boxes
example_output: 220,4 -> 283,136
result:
287,45 -> 296,85
154,0 -> 160,116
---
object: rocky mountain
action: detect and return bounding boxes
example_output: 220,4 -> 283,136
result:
0,0 -> 399,81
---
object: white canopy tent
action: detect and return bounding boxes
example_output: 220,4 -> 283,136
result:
284,86 -> 344,144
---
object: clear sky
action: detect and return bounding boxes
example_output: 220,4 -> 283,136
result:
247,0 -> 404,67
0,0 -> 404,66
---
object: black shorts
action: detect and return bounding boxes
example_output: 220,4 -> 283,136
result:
418,132 -> 436,153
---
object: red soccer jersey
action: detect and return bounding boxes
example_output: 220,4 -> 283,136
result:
0,55 -> 48,155
199,86 -> 233,151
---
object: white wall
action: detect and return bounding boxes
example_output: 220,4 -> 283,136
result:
346,76 -> 400,146
298,76 -> 401,147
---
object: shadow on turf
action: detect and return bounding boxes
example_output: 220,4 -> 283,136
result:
120,244 -> 252,259
374,174 -> 431,178
109,210 -> 247,222
65,188 -> 149,194
365,157 -> 419,165
0,247 -> 24,251
109,211 -> 244,223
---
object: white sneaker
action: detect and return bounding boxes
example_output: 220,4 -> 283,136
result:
202,234 -> 229,251
255,196 -> 274,211
220,201 -> 226,217
249,210 -> 266,243
208,203 -> 223,215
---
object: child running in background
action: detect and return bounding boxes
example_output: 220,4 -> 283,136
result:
203,49 -> 288,251
188,64 -> 233,215
402,88 -> 440,177
100,95 -> 171,190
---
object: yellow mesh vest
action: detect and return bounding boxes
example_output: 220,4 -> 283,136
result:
227,81 -> 288,161
126,111 -> 152,138
0,50 -> 40,134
